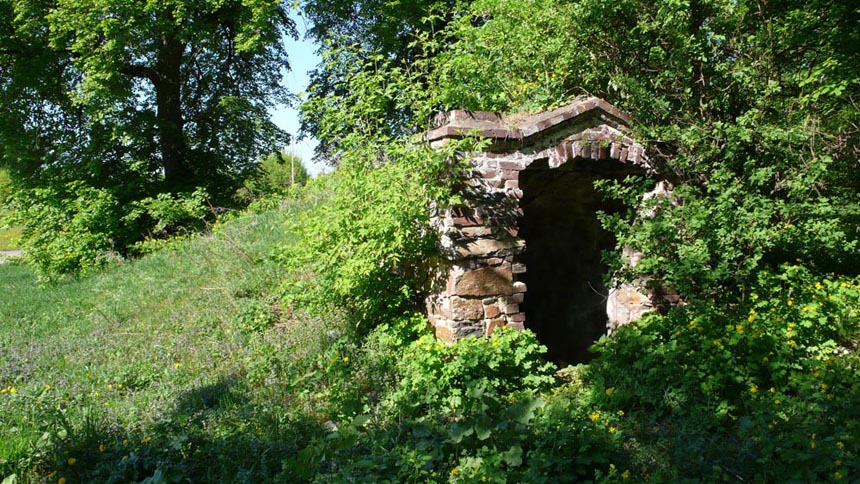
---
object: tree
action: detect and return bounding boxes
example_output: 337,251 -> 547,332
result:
0,0 -> 296,276
298,0 -> 461,164
240,151 -> 310,200
299,0 -> 860,306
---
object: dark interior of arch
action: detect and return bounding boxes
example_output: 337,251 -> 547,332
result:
517,157 -> 634,365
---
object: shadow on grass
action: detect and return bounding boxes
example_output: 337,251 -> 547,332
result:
37,374 -> 322,484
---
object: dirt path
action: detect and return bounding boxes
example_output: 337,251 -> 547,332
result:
0,249 -> 22,264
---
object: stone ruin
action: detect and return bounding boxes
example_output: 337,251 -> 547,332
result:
425,96 -> 669,363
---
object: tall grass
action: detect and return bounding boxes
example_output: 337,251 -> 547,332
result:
0,202 -> 345,482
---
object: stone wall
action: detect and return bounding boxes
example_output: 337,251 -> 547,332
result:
425,97 -> 664,355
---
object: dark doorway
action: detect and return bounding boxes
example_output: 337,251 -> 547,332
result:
517,158 -> 629,364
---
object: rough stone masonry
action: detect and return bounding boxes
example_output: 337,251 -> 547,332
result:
424,96 -> 669,359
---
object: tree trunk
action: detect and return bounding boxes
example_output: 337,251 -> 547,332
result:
155,27 -> 189,192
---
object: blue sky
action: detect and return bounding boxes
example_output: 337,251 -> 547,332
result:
269,13 -> 325,175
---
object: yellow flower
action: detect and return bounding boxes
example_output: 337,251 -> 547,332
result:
342,356 -> 349,363
737,324 -> 746,333
610,463 -> 616,471
835,471 -> 843,480
590,411 -> 601,422
769,387 -> 775,393
67,457 -> 76,465
605,388 -> 614,397
142,436 -> 152,444
99,443 -> 106,452
815,282 -> 823,290
45,384 -> 51,390
787,340 -> 797,347
622,470 -> 630,480
609,426 -> 617,434
93,392 -> 99,397
58,478 -> 66,484
750,385 -> 758,394
9,387 -> 15,394
174,363 -> 180,369
837,441 -> 845,449
122,439 -> 128,446
811,442 -> 817,449
450,468 -> 459,476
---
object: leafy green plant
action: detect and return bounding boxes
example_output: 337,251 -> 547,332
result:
589,264 -> 860,482
8,182 -> 122,281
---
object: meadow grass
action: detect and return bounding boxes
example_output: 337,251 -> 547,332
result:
0,225 -> 20,251
0,202 -> 345,483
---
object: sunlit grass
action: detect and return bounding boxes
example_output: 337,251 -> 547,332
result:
0,225 -> 21,251
0,202 -> 340,482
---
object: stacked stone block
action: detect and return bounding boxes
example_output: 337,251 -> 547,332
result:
426,96 -> 659,342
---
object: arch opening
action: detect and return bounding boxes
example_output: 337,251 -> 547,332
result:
517,158 -> 633,364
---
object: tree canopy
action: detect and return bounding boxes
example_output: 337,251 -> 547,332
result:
298,0 -> 860,304
0,0 -> 295,277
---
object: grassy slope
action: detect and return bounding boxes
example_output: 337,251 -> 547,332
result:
0,205 -> 336,482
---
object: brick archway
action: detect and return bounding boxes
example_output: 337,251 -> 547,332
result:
425,97 -> 661,359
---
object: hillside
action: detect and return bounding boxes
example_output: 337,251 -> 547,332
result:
2,195 -> 859,483
0,205 -> 340,482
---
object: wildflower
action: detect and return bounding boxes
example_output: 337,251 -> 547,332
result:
174,363 -> 180,369
450,468 -> 459,476
99,443 -> 106,452
737,324 -> 746,333
815,282 -> 823,290
590,411 -> 601,422
108,384 -> 113,390
142,436 -> 151,444
605,387 -> 614,397
59,478 -> 66,484
93,392 -> 99,397
9,387 -> 15,394
835,472 -> 843,480
45,384 -> 51,390
750,385 -> 758,394
837,441 -> 845,449
67,458 -> 76,465
342,356 -> 349,363
122,439 -> 128,446
811,442 -> 817,449
622,470 -> 630,480
787,298 -> 793,306
787,340 -> 797,347
610,464 -> 616,471
769,387 -> 775,393
609,426 -> 617,434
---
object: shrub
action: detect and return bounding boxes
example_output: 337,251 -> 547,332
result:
10,182 -> 122,281
589,264 -> 860,482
